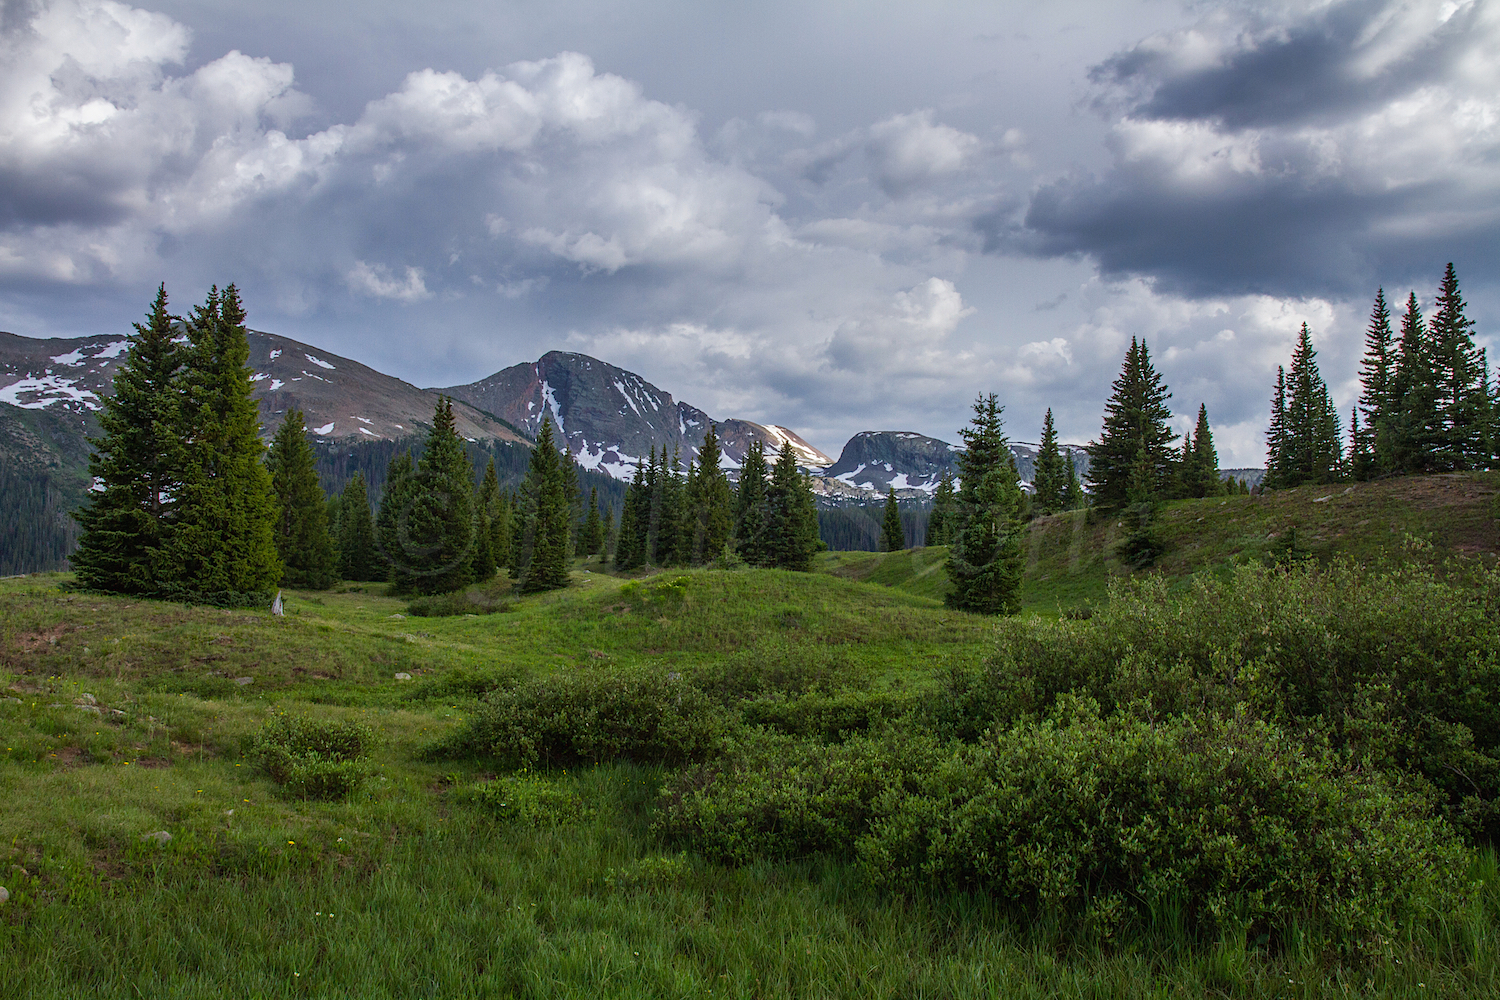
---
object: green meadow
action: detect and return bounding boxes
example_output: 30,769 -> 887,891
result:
3,473 -> 1500,998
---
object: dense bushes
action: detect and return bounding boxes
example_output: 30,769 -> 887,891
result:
435,668 -> 731,768
247,715 -> 375,800
861,702 -> 1469,942
938,559 -> 1500,836
427,558 -> 1498,945
655,703 -> 1468,942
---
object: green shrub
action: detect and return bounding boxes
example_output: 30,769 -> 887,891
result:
246,715 -> 375,800
432,667 -> 732,768
687,644 -> 869,703
739,689 -> 919,741
460,772 -> 584,825
859,702 -> 1472,946
654,728 -> 949,864
941,559 -> 1500,837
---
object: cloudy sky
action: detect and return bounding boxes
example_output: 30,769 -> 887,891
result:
2,0 -> 1497,464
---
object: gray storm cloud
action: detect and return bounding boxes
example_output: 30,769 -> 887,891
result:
0,0 -> 1493,468
1004,0 -> 1500,299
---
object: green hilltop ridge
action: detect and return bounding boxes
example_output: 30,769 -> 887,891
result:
822,471 -> 1500,609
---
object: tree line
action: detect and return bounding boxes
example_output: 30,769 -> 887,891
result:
612,429 -> 820,573
1266,263 -> 1496,487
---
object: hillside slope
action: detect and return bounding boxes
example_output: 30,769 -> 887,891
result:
816,473 -> 1500,611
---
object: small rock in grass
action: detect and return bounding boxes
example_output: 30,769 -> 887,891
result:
76,693 -> 97,705
1,697 -> 19,705
0,886 -> 9,904
394,672 -> 413,682
234,677 -> 254,686
388,613 -> 406,620
77,705 -> 102,714
141,831 -> 171,844
109,708 -> 126,717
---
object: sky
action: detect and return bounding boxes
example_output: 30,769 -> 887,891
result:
1,0 -> 1497,465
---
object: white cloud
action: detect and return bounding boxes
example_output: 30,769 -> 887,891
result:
865,110 -> 980,197
346,261 -> 431,302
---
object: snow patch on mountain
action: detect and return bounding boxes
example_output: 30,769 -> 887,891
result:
0,375 -> 100,410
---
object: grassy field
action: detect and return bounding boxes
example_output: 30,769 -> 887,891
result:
824,472 -> 1500,612
2,475 -> 1499,998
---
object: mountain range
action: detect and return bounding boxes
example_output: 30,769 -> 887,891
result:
1,324 -> 1120,572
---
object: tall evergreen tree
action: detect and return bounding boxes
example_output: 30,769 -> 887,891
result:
1357,288 -> 1396,477
880,488 -> 905,551
266,408 -> 336,590
1031,408 -> 1067,514
1085,339 -> 1177,507
602,504 -> 617,560
764,445 -> 819,571
581,485 -> 604,557
1264,366 -> 1289,489
924,471 -> 957,546
685,423 -> 734,563
1390,292 -> 1437,474
514,417 -> 571,592
613,456 -> 649,571
336,473 -> 382,582
1063,452 -> 1085,509
653,446 -> 685,565
1347,407 -> 1373,482
472,458 -> 501,580
393,398 -> 475,594
946,393 -> 1024,614
734,439 -> 771,565
72,285 -> 187,594
1272,324 -> 1343,487
159,285 -> 281,595
1428,264 -> 1491,470
375,451 -> 413,580
1180,404 -> 1221,498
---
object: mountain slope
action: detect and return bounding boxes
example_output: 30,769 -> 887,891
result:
0,329 -> 527,446
435,351 -> 832,477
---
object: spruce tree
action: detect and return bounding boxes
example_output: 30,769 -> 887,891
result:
336,474 -> 382,582
395,398 -> 475,594
266,408 -> 336,590
881,488 -> 904,551
159,285 -> 281,595
1031,408 -> 1067,514
764,445 -> 819,571
653,447 -> 685,565
1063,452 -> 1084,509
1264,366 -> 1289,489
1275,324 -> 1343,487
472,458 -> 500,580
946,393 -> 1023,614
581,486 -> 604,557
925,471 -> 956,545
1180,404 -> 1221,498
1428,264 -> 1490,470
1390,293 -> 1437,474
72,284 -> 186,594
1346,407 -> 1372,482
492,491 -> 514,570
685,423 -> 734,563
613,462 -> 647,571
376,451 -> 414,580
601,504 -> 617,561
513,417 -> 570,592
1357,288 -> 1396,477
734,439 -> 771,565
1085,339 -> 1177,507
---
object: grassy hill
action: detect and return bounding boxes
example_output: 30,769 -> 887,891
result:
3,475 -> 1500,997
819,472 -> 1500,612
